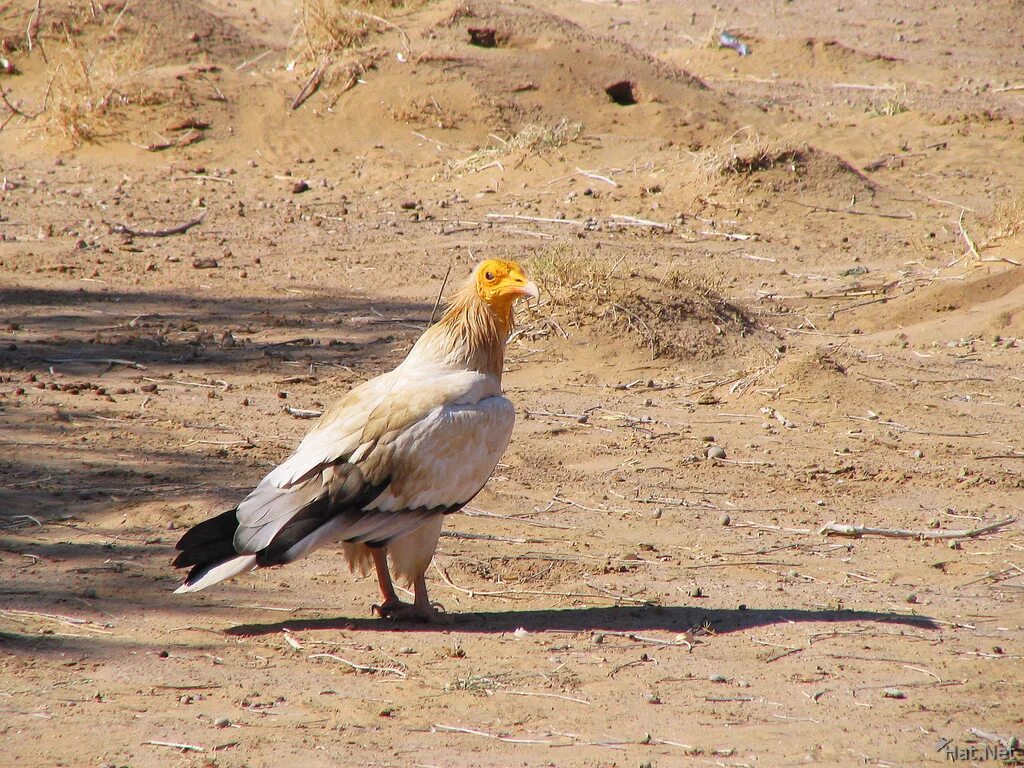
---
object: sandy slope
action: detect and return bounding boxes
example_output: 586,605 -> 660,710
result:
1,1 -> 1023,766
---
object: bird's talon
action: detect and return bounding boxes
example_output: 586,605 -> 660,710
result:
371,601 -> 406,619
371,600 -> 441,622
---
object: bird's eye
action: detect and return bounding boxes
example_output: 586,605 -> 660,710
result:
485,271 -> 494,280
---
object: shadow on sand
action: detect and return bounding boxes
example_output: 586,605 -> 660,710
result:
225,604 -> 938,637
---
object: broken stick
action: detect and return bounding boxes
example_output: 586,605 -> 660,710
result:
110,214 -> 206,238
819,517 -> 1016,541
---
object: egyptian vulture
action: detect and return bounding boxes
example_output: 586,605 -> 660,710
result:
172,259 -> 538,620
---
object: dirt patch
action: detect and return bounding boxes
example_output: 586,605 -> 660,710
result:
1,1 -> 1023,766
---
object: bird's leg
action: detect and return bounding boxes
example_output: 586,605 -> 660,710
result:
369,549 -> 444,622
413,573 -> 445,620
370,548 -> 404,616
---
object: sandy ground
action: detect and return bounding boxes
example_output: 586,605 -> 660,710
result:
2,1 -> 1024,766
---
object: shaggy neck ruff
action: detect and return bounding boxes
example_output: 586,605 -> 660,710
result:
426,278 -> 512,380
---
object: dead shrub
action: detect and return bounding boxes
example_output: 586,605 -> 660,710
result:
525,242 -> 757,359
45,28 -> 158,144
452,119 -> 583,173
293,0 -> 428,64
695,131 -> 805,176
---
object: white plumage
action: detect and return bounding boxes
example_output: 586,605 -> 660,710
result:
173,259 -> 538,619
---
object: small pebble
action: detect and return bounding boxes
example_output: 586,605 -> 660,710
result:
882,688 -> 906,699
708,673 -> 729,683
906,593 -> 918,604
706,445 -> 726,460
720,513 -> 731,526
912,450 -> 923,459
643,692 -> 661,704
292,180 -> 310,194
214,717 -> 231,728
651,507 -> 662,519
688,586 -> 702,598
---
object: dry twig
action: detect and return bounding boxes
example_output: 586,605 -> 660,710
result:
499,690 -> 590,705
144,741 -> 205,753
308,653 -> 406,677
291,55 -> 331,111
958,210 -> 981,261
110,214 -> 205,238
285,406 -> 323,419
26,0 -> 42,54
428,264 -> 453,325
820,517 -> 1016,540
432,724 -> 551,745
44,357 -> 146,369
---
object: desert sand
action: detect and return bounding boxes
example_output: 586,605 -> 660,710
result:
1,1 -> 1023,766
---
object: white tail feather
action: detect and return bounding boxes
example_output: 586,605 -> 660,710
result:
174,554 -> 258,593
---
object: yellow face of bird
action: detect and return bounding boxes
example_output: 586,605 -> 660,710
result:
475,259 -> 540,311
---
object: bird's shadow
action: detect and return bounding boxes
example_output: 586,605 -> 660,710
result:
224,604 -> 937,636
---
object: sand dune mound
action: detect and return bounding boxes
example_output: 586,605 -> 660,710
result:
697,138 -> 877,205
851,265 -> 1024,340
527,244 -> 780,366
129,0 -> 264,66
764,345 -> 880,408
416,0 -> 737,146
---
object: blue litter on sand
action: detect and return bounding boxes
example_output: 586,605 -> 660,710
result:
719,32 -> 749,56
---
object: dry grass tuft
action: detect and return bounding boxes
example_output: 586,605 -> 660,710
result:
293,0 -> 425,64
694,132 -> 805,176
663,267 -> 743,324
452,119 -> 583,173
528,241 -> 620,318
14,2 -> 165,144
526,242 -> 656,350
391,96 -> 463,129
45,28 -> 157,144
524,242 -> 757,359
866,85 -> 908,117
288,0 -> 428,108
984,192 -> 1024,244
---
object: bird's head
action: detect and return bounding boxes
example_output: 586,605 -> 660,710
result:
474,259 -> 540,317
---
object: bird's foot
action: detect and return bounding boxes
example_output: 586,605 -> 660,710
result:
371,599 -> 447,623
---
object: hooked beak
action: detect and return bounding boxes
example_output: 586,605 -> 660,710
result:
517,280 -> 540,305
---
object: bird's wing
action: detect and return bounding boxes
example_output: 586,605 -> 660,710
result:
230,367 -> 513,562
263,369 -> 400,490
